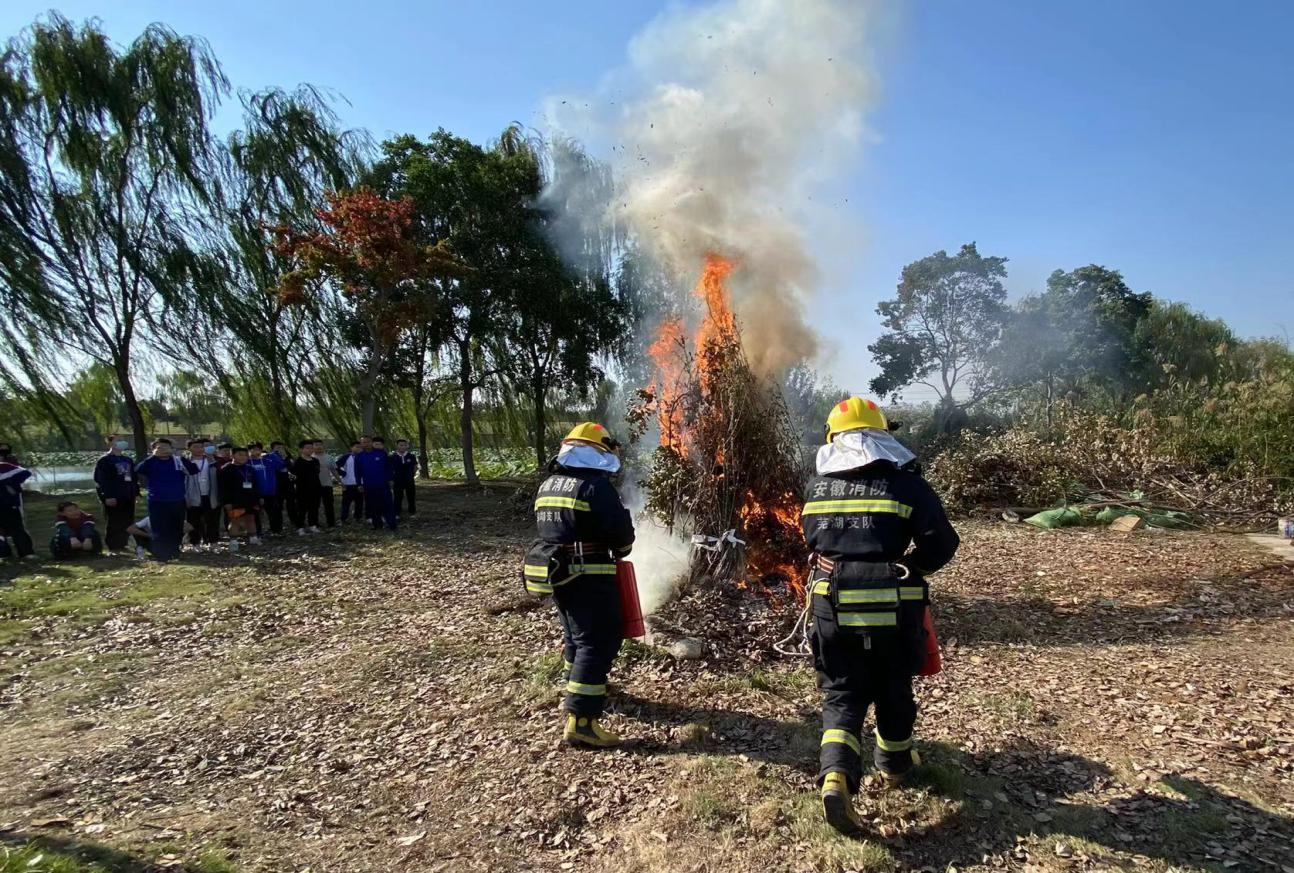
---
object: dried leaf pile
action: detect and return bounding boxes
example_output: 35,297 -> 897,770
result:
0,485 -> 1291,872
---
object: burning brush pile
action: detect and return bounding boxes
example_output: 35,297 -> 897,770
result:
628,255 -> 810,598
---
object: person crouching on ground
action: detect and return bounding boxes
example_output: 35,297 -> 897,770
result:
219,446 -> 261,553
804,397 -> 960,836
51,501 -> 102,558
522,423 -> 634,749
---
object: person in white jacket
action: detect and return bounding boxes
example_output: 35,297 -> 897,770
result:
338,441 -> 365,524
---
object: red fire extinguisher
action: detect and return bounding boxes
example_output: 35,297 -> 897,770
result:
918,606 -> 942,676
617,561 -> 646,639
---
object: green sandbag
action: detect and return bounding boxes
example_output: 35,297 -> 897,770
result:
1024,508 -> 1084,529
1145,510 -> 1192,529
1092,505 -> 1192,529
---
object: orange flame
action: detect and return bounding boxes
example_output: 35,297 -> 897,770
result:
648,317 -> 687,449
644,252 -> 808,599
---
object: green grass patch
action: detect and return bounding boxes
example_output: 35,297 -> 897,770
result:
0,837 -> 235,872
0,563 -> 214,627
973,690 -> 1037,722
691,666 -> 816,701
786,793 -> 895,870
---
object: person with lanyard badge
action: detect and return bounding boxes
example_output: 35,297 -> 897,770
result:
134,439 -> 198,562
218,447 -> 261,553
338,441 -> 365,524
93,434 -> 138,554
184,439 -> 221,549
0,442 -> 36,560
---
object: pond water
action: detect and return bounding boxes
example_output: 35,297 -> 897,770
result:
27,466 -> 97,495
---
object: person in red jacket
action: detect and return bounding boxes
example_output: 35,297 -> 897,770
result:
51,501 -> 102,558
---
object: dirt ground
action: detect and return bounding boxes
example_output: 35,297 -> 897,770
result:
1,483 -> 1292,873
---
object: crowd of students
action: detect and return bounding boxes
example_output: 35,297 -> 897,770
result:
0,435 -> 423,562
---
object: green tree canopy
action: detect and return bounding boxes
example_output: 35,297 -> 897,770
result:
0,14 -> 228,457
869,242 -> 1008,428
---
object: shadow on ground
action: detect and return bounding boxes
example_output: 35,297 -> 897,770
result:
0,830 -> 223,872
613,694 -> 1294,871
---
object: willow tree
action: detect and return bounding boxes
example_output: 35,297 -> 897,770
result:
0,14 -> 227,456
154,87 -> 366,443
510,135 -> 629,467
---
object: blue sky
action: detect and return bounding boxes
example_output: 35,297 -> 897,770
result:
3,1 -> 1291,396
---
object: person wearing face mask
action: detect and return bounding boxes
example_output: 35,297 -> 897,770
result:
93,434 -> 138,553
184,439 -> 222,549
135,438 -> 198,561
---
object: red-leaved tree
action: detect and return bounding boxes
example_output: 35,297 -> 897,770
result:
273,188 -> 461,433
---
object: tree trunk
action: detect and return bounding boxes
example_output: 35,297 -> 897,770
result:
532,373 -> 547,470
412,328 -> 430,479
358,343 -> 384,435
458,338 -> 478,485
268,329 -> 292,443
114,354 -> 148,459
417,415 -> 430,479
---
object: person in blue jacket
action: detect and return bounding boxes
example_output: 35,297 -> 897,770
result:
0,443 -> 35,559
357,436 -> 397,531
93,434 -> 138,553
247,442 -> 285,536
134,438 -> 198,561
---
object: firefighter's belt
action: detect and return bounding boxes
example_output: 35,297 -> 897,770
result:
812,553 -> 910,579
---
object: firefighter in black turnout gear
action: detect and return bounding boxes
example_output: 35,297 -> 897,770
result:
524,423 -> 635,749
805,397 -> 960,836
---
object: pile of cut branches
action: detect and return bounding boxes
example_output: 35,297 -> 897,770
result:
929,414 -> 1291,529
628,319 -> 808,594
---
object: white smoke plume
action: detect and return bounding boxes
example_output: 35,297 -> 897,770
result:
627,519 -> 692,617
550,0 -> 880,374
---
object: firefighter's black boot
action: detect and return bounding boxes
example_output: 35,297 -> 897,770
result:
821,771 -> 863,836
563,714 -> 621,749
880,748 -> 922,787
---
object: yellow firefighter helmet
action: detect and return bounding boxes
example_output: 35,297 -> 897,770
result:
563,422 -> 620,452
825,397 -> 888,443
